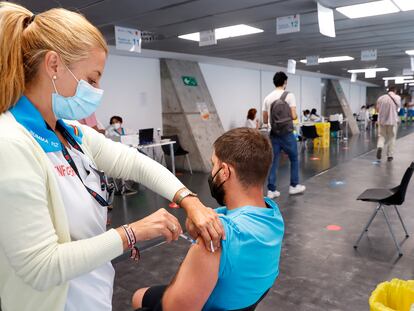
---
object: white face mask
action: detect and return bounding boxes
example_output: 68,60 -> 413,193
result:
113,123 -> 121,130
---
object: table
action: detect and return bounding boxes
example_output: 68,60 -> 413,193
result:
136,141 -> 177,175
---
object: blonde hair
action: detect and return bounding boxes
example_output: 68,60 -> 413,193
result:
0,2 -> 108,113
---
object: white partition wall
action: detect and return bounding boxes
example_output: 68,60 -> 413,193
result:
301,76 -> 322,115
98,54 -> 162,130
96,48 -> 372,132
200,63 -> 261,130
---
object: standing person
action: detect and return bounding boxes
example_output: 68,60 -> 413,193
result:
262,71 -> 306,198
376,85 -> 401,161
0,3 -> 224,311
245,108 -> 259,129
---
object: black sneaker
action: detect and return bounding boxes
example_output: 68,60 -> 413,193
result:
376,148 -> 382,160
387,157 -> 393,162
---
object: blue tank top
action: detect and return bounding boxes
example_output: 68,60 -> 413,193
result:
203,198 -> 284,310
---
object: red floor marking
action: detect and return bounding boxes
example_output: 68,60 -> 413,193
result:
326,225 -> 342,231
169,202 -> 180,209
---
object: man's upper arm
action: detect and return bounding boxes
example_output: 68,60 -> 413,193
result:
162,238 -> 221,311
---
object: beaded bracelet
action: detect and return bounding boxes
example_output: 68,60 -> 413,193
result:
122,224 -> 140,261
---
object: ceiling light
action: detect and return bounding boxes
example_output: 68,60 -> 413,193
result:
348,68 -> 388,73
178,24 -> 263,42
382,76 -> 413,80
405,50 -> 414,55
336,0 -> 400,19
393,0 -> 414,11
300,56 -> 354,64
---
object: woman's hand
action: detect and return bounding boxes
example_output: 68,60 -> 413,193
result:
181,197 -> 225,252
117,208 -> 182,251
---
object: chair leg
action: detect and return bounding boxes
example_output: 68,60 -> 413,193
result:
394,205 -> 410,238
381,206 -> 403,256
185,154 -> 193,175
354,204 -> 381,248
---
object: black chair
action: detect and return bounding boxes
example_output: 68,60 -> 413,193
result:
353,162 -> 414,256
329,120 -> 343,139
301,125 -> 321,151
161,135 -> 193,174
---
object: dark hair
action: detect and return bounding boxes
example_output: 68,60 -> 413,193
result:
303,109 -> 310,115
388,85 -> 396,92
311,109 -> 317,115
273,71 -> 288,87
247,108 -> 257,120
214,128 -> 272,187
110,116 -> 123,124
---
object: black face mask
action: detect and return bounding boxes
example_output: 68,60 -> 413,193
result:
208,167 -> 229,206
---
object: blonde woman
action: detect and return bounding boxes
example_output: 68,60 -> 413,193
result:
0,3 -> 224,311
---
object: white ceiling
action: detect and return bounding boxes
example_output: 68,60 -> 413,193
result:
18,0 -> 414,85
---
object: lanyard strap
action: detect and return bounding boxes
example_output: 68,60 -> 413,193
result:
55,122 -> 111,207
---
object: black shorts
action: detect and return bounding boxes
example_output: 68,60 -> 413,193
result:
135,285 -> 167,311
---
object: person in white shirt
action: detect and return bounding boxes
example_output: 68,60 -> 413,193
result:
245,108 -> 259,129
0,3 -> 224,311
262,71 -> 306,198
376,85 -> 401,161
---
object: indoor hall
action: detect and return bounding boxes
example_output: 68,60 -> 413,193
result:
1,1 -> 414,311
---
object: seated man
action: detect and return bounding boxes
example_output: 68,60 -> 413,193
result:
132,128 -> 285,311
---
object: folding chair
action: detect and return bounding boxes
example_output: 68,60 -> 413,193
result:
353,162 -> 414,256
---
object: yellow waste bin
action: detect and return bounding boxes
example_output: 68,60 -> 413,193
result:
369,279 -> 414,311
313,122 -> 331,148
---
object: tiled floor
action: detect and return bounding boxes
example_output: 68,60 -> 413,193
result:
109,124 -> 414,310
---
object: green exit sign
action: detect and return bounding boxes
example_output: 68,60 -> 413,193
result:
182,76 -> 198,86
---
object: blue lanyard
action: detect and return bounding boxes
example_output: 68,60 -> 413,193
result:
55,121 -> 113,207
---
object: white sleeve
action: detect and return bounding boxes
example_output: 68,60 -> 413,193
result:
80,124 -> 185,201
287,93 -> 296,107
0,138 -> 123,291
262,97 -> 269,114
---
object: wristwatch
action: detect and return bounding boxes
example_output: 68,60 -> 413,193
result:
175,189 -> 198,206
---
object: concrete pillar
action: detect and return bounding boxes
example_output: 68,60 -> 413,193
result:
330,80 -> 360,136
160,59 -> 225,173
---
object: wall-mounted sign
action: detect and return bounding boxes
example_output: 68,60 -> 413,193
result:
115,26 -> 141,53
197,102 -> 210,120
306,55 -> 319,66
361,49 -> 377,61
403,68 -> 413,75
182,76 -> 198,87
199,30 -> 217,47
276,14 -> 300,35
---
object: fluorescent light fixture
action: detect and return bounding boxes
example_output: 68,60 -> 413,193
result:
348,68 -> 388,73
409,83 -> 414,86
178,24 -> 263,42
336,0 -> 399,19
405,50 -> 414,55
382,76 -> 413,80
300,56 -> 354,64
403,80 -> 414,83
393,0 -> 414,11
